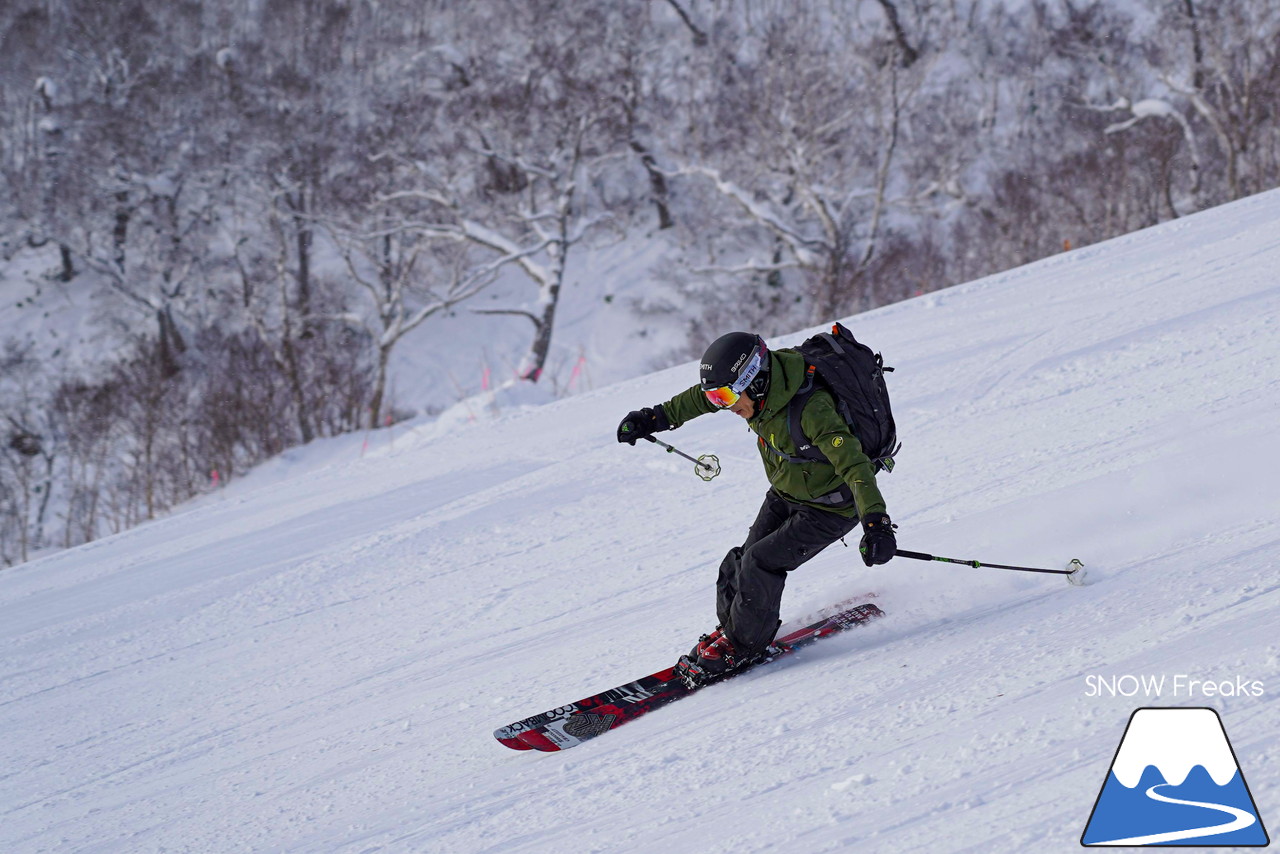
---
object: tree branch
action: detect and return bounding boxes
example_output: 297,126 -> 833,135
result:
874,0 -> 920,67
662,0 -> 709,47
472,307 -> 541,328
669,165 -> 829,257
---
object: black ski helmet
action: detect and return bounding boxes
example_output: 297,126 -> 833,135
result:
700,332 -> 770,405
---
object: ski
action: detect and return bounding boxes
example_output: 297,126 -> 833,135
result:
494,600 -> 885,753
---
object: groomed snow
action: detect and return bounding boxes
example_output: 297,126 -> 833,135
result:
3,191 -> 1279,853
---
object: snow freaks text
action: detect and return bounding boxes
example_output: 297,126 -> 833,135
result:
1085,674 -> 1265,699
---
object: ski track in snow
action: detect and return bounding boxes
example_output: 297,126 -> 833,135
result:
3,191 -> 1280,853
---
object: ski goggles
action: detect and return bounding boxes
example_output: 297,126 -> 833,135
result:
702,344 -> 766,409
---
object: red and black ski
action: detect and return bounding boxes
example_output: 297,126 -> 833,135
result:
494,600 -> 885,752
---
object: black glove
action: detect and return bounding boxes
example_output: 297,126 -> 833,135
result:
617,405 -> 671,445
859,512 -> 897,566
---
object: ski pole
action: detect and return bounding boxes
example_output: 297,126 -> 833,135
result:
644,436 -> 721,481
897,549 -> 1087,586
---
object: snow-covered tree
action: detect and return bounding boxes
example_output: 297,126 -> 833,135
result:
670,4 -> 938,324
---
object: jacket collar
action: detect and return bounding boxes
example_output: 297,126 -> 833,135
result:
751,350 -> 806,423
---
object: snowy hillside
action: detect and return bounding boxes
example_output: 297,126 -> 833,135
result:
3,190 -> 1279,853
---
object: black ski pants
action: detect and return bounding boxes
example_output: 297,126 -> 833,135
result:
717,489 -> 861,659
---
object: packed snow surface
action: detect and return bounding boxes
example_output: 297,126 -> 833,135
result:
3,191 -> 1280,853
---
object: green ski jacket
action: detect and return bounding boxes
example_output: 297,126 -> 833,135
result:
661,349 -> 887,519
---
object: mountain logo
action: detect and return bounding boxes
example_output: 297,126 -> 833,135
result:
1081,707 -> 1270,847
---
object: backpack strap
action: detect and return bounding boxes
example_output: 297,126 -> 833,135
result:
787,365 -> 828,464
759,364 -> 856,509
757,366 -> 818,465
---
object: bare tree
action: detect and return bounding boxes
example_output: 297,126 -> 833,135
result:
228,189 -> 376,441
672,8 -> 930,322
0,344 -> 58,564
395,0 -> 630,383
358,121 -> 611,393
1160,2 -> 1280,201
49,375 -> 117,548
329,211 -> 500,425
462,128 -> 611,381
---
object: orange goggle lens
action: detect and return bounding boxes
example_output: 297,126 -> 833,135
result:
704,385 -> 740,408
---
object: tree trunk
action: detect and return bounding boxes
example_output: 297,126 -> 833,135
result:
57,243 -> 75,282
519,241 -> 567,383
286,186 -> 314,330
369,345 -> 390,429
113,190 -> 131,272
520,284 -> 560,383
631,139 -> 675,230
875,0 -> 920,68
34,451 -> 55,549
156,306 -> 186,377
1183,0 -> 1204,90
280,327 -> 316,444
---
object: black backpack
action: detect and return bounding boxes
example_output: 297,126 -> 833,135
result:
778,322 -> 901,473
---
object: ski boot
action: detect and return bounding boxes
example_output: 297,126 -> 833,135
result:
675,628 -> 740,688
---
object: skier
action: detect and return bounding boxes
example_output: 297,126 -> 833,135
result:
617,331 -> 895,684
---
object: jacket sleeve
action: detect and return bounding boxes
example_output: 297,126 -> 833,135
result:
800,393 -> 888,518
659,383 -> 718,428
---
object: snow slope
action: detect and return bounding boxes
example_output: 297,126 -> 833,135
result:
2,191 -> 1279,853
